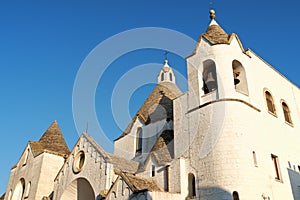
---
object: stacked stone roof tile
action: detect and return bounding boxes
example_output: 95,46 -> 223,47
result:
202,24 -> 230,45
29,120 -> 70,157
151,130 -> 174,165
116,170 -> 161,192
115,82 -> 182,141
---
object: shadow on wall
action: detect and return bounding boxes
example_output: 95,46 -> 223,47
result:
287,168 -> 300,200
147,95 -> 173,124
95,186 -> 232,200
128,191 -> 148,200
193,186 -> 232,200
126,187 -> 232,200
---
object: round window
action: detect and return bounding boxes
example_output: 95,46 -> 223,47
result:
73,151 -> 85,174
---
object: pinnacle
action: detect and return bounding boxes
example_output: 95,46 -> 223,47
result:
38,120 -> 69,156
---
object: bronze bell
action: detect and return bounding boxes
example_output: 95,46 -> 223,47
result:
233,71 -> 240,85
234,78 -> 240,85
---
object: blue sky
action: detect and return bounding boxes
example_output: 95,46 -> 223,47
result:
1,0 -> 300,194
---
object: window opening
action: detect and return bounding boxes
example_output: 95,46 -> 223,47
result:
202,60 -> 218,94
253,151 -> 258,167
188,173 -> 196,197
232,191 -> 240,200
151,165 -> 155,177
282,102 -> 292,124
135,128 -> 142,155
265,91 -> 276,115
271,154 -> 281,181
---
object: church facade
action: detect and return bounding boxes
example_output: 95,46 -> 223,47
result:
3,10 -> 300,200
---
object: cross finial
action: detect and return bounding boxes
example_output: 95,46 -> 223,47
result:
164,50 -> 169,62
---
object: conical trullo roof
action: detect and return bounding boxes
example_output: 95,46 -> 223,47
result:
202,10 -> 230,45
30,120 -> 69,157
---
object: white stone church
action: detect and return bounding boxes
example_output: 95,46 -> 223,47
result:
3,10 -> 300,200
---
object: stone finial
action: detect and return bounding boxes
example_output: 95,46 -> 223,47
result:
158,59 -> 176,84
210,9 -> 216,20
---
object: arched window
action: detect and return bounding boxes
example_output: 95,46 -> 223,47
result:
202,59 -> 218,94
24,182 -> 31,198
232,60 -> 249,95
135,127 -> 142,155
265,91 -> 276,115
188,173 -> 196,197
112,191 -> 117,198
7,190 -> 12,200
169,73 -> 172,81
282,101 -> 292,124
232,191 -> 240,200
161,73 -> 164,81
11,178 -> 25,200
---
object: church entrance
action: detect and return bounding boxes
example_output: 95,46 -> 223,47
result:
60,178 -> 95,200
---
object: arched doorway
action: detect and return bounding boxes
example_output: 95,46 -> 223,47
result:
61,178 -> 95,200
188,173 -> 196,198
11,178 -> 25,200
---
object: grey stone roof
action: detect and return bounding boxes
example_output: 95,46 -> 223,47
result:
151,130 -> 174,165
108,153 -> 139,173
115,82 -> 182,141
29,120 -> 70,158
115,170 -> 161,192
202,24 -> 230,45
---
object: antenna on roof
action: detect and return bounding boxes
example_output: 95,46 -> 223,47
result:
85,122 -> 88,133
210,1 -> 214,9
164,50 -> 169,61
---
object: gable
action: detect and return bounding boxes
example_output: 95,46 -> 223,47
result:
187,31 -> 248,61
12,144 -> 32,170
55,133 -> 139,181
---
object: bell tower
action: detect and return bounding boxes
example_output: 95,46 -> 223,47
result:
185,9 -> 251,106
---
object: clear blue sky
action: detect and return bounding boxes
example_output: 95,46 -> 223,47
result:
1,0 -> 300,194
